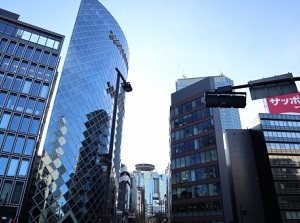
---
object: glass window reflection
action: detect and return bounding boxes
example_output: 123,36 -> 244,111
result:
7,158 -> 19,176
14,136 -> 25,154
20,116 -> 30,133
18,160 -> 29,177
11,183 -> 23,204
0,112 -> 11,129
3,134 -> 15,152
24,138 -> 35,155
0,157 -> 8,175
6,94 -> 17,110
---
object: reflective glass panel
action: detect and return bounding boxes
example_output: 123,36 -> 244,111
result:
31,82 -> 40,96
3,75 -> 13,89
16,96 -> 27,112
9,59 -> 19,72
33,49 -> 41,62
3,134 -> 15,152
0,157 -> 8,175
1,182 -> 12,198
16,44 -> 25,57
20,116 -> 30,133
0,91 -> 7,107
49,54 -> 58,67
35,100 -> 45,115
11,183 -> 23,203
7,158 -> 19,176
0,112 -> 11,129
6,94 -> 17,110
24,47 -> 33,60
22,79 -> 32,94
40,84 -> 49,98
0,56 -> 10,70
9,114 -> 21,131
37,66 -> 45,80
14,136 -> 25,154
45,68 -> 54,81
18,160 -> 29,177
24,138 -> 35,155
4,24 -> 16,35
0,39 -> 7,52
12,77 -> 23,92
26,98 -> 36,114
29,118 -> 40,135
19,61 -> 28,75
27,63 -> 37,78
41,51 -> 50,65
6,41 -> 16,54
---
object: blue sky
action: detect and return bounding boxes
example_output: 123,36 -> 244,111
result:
2,0 -> 300,173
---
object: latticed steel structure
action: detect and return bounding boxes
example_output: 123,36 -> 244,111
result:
28,0 -> 130,222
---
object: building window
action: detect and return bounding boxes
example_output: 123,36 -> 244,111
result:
24,138 -> 35,155
3,75 -> 13,89
19,116 -> 30,133
14,136 -> 25,154
24,47 -> 33,60
35,100 -> 45,115
6,41 -> 16,55
29,118 -> 40,135
11,182 -> 23,204
12,77 -> 23,92
19,61 -> 28,75
18,159 -> 29,177
33,49 -> 42,62
0,38 -> 8,52
9,114 -> 21,131
0,156 -> 8,175
16,96 -> 27,112
40,84 -> 49,98
6,94 -> 17,110
22,79 -> 32,94
7,158 -> 19,177
3,134 -> 15,152
0,181 -> 12,200
9,59 -> 19,73
41,51 -> 50,65
16,44 -> 25,57
0,91 -> 8,107
0,112 -> 11,129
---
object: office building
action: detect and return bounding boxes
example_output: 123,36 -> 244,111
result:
0,8 -> 64,222
133,164 -> 167,220
224,92 -> 300,223
170,75 -> 242,222
28,0 -> 130,222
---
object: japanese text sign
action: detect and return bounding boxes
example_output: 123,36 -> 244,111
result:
266,92 -> 300,114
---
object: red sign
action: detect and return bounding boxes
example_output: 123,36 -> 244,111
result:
266,92 -> 300,114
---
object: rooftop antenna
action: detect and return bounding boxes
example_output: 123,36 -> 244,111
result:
220,67 -> 223,76
182,69 -> 187,79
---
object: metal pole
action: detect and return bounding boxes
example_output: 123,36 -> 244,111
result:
101,72 -> 121,222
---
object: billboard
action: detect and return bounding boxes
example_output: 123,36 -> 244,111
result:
266,92 -> 300,115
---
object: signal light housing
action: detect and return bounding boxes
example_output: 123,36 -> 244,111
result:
204,92 -> 247,108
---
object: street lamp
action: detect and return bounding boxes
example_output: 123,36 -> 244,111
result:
100,68 -> 132,222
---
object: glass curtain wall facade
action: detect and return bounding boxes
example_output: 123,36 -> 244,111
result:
251,113 -> 300,222
29,0 -> 129,222
0,9 -> 64,222
170,76 -> 242,223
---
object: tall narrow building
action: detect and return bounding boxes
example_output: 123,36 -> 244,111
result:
170,75 -> 242,222
0,9 -> 64,222
28,0 -> 130,222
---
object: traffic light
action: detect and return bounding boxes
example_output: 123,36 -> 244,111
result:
204,92 -> 246,108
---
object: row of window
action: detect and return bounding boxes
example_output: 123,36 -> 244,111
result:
0,74 -> 49,98
275,182 -> 300,190
271,167 -> 300,178
267,142 -> 300,150
0,38 -> 58,66
0,133 -> 35,155
0,180 -> 24,204
269,156 -> 300,166
283,211 -> 300,220
172,182 -> 221,200
170,107 -> 212,130
0,112 -> 40,135
264,131 -> 300,140
171,134 -> 216,155
0,20 -> 61,50
0,57 -> 55,82
0,91 -> 45,115
172,165 -> 219,184
170,96 -> 205,118
172,202 -> 223,218
262,119 -> 300,128
171,120 -> 214,142
171,149 -> 218,170
0,156 -> 30,178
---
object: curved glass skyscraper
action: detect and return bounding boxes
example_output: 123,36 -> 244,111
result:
29,0 -> 129,222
